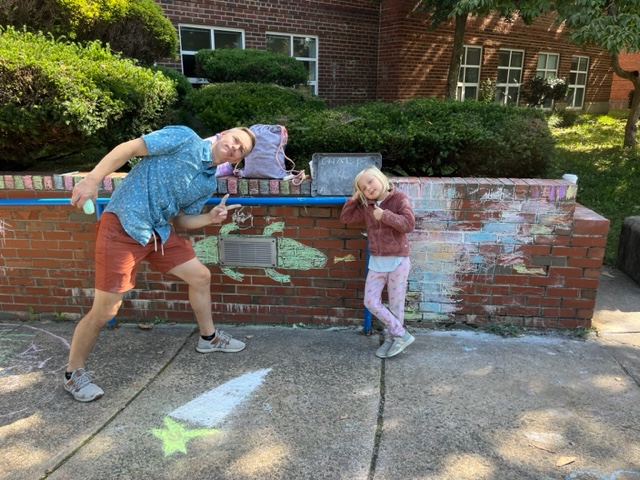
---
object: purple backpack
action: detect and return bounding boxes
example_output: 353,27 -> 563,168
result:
215,124 -> 304,182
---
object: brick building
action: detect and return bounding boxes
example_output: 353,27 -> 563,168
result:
156,0 -> 612,111
610,52 -> 640,110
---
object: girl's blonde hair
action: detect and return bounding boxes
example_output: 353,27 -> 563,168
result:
352,166 -> 390,205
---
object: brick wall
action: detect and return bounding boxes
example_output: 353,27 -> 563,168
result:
156,1 -> 612,109
0,174 -> 609,330
157,0 -> 380,106
377,3 -> 612,111
610,52 -> 640,110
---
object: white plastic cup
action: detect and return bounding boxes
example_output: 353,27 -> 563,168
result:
562,174 -> 578,184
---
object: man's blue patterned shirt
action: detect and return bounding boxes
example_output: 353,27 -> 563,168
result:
105,126 -> 217,246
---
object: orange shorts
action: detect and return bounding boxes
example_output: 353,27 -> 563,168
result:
94,212 -> 196,293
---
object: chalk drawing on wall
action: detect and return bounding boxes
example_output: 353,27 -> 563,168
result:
194,222 -> 326,284
0,219 -> 11,275
152,368 -> 272,457
0,323 -> 70,427
406,183 -> 573,321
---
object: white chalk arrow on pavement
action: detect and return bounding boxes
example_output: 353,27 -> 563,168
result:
168,368 -> 272,428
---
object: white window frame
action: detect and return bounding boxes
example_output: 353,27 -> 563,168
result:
495,49 -> 524,106
266,32 -> 318,95
567,56 -> 589,109
536,52 -> 559,79
178,24 -> 245,84
456,45 -> 482,101
535,52 -> 560,109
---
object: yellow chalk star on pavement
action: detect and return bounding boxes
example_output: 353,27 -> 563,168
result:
151,416 -> 219,456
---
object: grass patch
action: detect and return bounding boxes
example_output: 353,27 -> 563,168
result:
545,109 -> 640,266
483,323 -> 524,337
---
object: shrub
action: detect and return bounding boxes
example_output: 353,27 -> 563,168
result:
285,99 -> 555,178
183,82 -> 325,136
0,27 -> 176,169
548,109 -> 581,128
520,76 -> 568,108
0,0 -> 178,65
88,0 -> 178,65
195,49 -> 309,87
150,65 -> 192,101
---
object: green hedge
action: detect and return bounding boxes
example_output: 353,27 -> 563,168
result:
195,49 -> 309,87
183,82 -> 325,136
0,0 -> 178,66
285,99 -> 555,177
0,27 -> 176,168
183,85 -> 554,178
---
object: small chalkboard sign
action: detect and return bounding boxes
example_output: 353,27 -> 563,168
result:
311,153 -> 382,196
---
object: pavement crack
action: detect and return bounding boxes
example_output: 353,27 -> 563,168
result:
368,356 -> 386,480
40,327 -> 197,479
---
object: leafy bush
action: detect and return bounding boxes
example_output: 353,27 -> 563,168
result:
478,78 -> 496,103
548,109 -> 581,128
285,99 -> 555,177
88,0 -> 178,65
0,27 -> 176,168
195,49 -> 309,87
520,76 -> 568,108
150,65 -> 192,101
0,0 -> 177,65
183,82 -> 325,136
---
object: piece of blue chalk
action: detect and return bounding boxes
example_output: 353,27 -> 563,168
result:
82,199 -> 95,215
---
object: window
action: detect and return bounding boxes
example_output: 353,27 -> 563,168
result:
536,53 -> 559,79
179,25 -> 244,82
266,33 -> 318,94
495,49 -> 524,106
457,46 -> 482,101
536,53 -> 560,109
567,56 -> 589,109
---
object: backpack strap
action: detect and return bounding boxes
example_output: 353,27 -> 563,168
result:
276,126 -> 306,184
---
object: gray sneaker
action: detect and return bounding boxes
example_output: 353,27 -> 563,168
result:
196,330 -> 245,353
64,368 -> 104,402
375,335 -> 393,358
386,331 -> 415,358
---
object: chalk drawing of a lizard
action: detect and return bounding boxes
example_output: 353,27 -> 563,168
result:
193,221 -> 327,284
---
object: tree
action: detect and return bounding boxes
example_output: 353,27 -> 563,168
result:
417,0 -> 547,100
551,0 -> 640,148
0,0 -> 177,65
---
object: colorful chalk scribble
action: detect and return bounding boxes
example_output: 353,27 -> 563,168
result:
406,182 -> 577,322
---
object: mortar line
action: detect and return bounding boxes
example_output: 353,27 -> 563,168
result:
40,326 -> 198,479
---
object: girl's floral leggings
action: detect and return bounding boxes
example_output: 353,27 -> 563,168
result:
363,257 -> 410,337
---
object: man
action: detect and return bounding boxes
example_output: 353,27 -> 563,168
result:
66,125 -> 256,402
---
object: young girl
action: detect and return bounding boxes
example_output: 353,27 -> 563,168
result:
340,166 -> 416,358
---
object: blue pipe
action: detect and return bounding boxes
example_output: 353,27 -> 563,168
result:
0,195 -> 376,332
0,196 -> 349,206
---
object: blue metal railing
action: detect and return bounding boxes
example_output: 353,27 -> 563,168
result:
0,195 -> 374,333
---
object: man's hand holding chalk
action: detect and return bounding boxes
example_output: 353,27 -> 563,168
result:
70,177 -> 98,215
209,194 -> 241,224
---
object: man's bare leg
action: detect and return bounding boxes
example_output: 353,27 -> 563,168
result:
168,258 -> 245,353
67,289 -> 124,371
64,289 -> 123,402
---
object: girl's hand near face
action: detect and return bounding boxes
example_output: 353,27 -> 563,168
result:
373,204 -> 384,221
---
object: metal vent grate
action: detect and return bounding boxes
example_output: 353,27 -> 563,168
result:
219,237 -> 277,267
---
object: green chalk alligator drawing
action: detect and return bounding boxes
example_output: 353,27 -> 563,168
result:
193,221 -> 327,284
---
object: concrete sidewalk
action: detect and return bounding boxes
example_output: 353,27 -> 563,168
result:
1,267 -> 640,480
